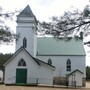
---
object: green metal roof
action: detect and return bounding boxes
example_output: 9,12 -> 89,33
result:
37,37 -> 86,56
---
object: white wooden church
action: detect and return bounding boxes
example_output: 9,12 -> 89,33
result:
4,5 -> 86,87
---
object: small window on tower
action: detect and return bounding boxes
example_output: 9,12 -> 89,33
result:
23,37 -> 27,48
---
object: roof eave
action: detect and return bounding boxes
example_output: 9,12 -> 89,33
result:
37,54 -> 86,56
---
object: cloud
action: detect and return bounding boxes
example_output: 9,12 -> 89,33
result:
36,0 -> 55,7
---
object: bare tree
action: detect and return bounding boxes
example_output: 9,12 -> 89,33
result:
0,7 -> 18,44
37,5 -> 90,44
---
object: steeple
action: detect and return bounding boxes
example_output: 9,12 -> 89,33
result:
17,5 -> 36,23
16,5 -> 37,57
17,5 -> 34,17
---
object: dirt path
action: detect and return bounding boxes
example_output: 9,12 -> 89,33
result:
86,81 -> 90,88
0,82 -> 90,90
0,85 -> 90,90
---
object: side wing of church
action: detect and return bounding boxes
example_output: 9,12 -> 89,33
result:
4,5 -> 86,87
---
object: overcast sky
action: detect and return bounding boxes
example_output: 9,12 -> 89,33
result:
0,0 -> 89,21
0,0 -> 90,66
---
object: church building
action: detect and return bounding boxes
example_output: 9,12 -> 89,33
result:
4,5 -> 86,87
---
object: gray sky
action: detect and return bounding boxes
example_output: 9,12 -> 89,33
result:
0,0 -> 89,21
0,0 -> 90,66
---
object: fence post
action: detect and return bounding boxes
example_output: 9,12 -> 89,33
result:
66,81 -> 68,88
52,79 -> 54,87
74,81 -> 76,88
66,74 -> 68,88
36,78 -> 38,85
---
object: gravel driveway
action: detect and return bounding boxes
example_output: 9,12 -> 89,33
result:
0,82 -> 90,90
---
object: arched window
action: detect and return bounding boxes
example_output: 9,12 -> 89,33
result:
66,59 -> 71,71
48,58 -> 52,65
23,37 -> 27,48
18,59 -> 26,66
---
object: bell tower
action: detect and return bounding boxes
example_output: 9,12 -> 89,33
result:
16,5 -> 37,57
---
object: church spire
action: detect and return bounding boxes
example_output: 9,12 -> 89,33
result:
17,5 -> 34,17
16,5 -> 37,57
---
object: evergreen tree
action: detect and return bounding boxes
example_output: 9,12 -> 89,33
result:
86,66 -> 90,80
0,53 -> 13,71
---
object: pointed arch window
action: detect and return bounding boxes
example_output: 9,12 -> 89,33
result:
66,59 -> 71,71
23,37 -> 27,48
48,58 -> 52,65
18,59 -> 26,66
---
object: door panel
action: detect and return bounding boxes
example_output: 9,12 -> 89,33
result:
16,68 -> 27,83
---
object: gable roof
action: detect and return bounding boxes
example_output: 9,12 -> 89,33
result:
34,57 -> 55,69
68,69 -> 83,76
3,46 -> 39,66
37,37 -> 86,56
17,5 -> 34,17
4,46 -> 55,70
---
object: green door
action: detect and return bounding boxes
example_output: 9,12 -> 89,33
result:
16,68 -> 27,84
